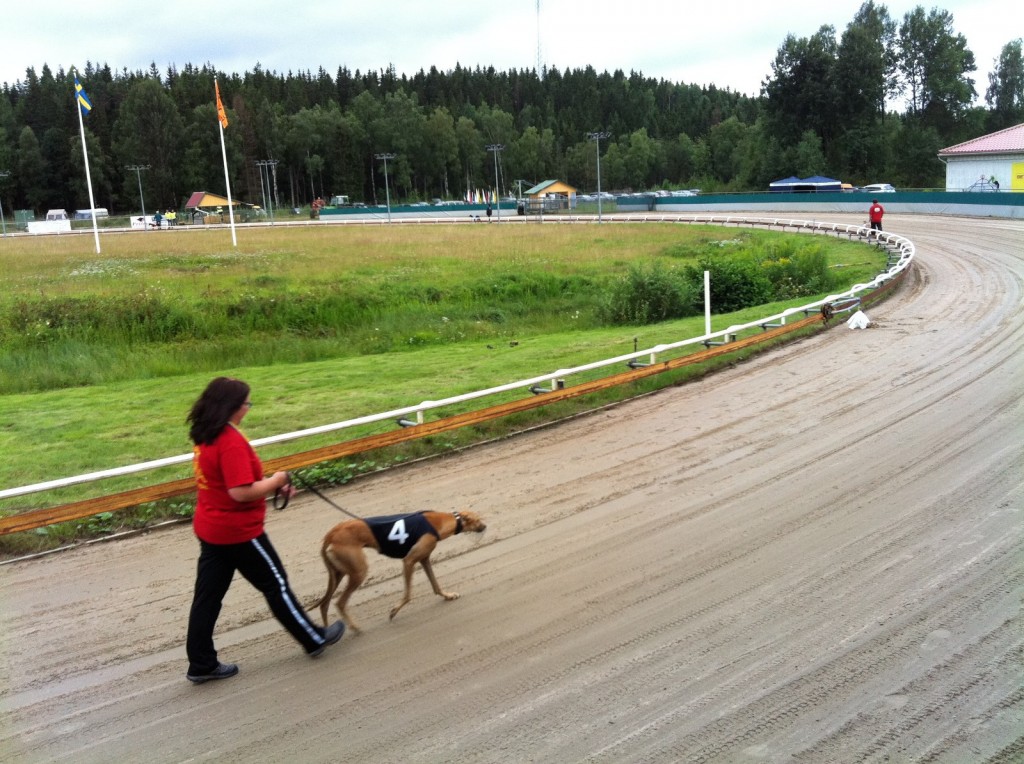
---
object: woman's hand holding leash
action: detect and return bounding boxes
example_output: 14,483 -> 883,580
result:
272,471 -> 294,510
271,471 -> 362,519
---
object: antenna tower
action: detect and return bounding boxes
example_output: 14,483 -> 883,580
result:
536,0 -> 543,78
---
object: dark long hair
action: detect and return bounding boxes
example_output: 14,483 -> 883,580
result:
187,377 -> 250,445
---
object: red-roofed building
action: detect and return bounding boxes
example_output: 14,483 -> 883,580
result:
183,191 -> 241,224
184,191 -> 238,210
938,124 -> 1024,191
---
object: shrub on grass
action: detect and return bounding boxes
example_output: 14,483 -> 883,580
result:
684,255 -> 774,314
760,240 -> 835,299
599,262 -> 697,325
3,294 -> 197,346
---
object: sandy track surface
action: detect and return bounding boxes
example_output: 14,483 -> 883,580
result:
1,214 -> 1021,764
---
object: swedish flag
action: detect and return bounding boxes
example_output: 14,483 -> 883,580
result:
74,75 -> 92,115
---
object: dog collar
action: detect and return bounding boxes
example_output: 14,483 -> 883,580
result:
453,511 -> 463,534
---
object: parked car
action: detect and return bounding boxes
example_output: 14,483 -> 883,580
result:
860,183 -> 896,193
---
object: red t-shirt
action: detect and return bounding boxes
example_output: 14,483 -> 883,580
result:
192,425 -> 266,544
869,203 -> 884,223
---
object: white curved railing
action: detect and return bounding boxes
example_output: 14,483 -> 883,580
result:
0,216 -> 915,501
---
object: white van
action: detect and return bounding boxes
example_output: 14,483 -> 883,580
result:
46,209 -> 69,221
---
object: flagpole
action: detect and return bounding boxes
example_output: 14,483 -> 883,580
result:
218,120 -> 237,247
74,71 -> 101,254
215,81 -> 237,247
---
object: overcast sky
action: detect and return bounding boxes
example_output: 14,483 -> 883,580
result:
2,0 -> 1014,101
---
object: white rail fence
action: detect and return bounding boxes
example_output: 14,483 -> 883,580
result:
0,216 -> 915,501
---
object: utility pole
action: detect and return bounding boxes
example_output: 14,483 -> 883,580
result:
125,165 -> 150,231
587,131 -> 611,223
486,144 -> 504,221
375,153 -> 397,223
0,170 -> 9,236
255,160 -> 279,222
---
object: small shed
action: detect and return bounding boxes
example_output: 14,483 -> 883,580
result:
938,123 -> 1024,191
523,180 -> 577,211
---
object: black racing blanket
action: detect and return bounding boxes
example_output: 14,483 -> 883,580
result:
366,513 -> 439,559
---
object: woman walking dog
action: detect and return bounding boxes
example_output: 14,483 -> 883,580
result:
184,376 -> 344,683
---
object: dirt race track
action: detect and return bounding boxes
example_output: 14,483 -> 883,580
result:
1,214 -> 1021,764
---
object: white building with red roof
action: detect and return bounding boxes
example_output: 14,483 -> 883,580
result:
938,123 -> 1024,192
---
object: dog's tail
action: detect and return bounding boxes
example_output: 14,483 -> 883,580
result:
311,544 -> 341,627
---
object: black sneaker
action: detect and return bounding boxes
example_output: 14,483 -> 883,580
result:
186,662 -> 239,684
308,621 -> 345,657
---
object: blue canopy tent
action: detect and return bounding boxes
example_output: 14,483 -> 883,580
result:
769,176 -> 803,192
769,175 -> 842,193
801,175 -> 842,192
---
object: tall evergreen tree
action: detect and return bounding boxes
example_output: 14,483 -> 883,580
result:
421,106 -> 460,199
897,6 -> 977,134
112,78 -> 185,210
69,126 -> 114,212
831,3 -> 897,179
762,27 -> 840,148
16,126 -> 46,211
985,39 -> 1024,130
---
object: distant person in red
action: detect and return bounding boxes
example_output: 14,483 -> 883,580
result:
184,377 -> 344,684
868,199 -> 885,234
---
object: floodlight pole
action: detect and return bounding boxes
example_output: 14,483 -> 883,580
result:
125,164 -> 150,232
255,162 -> 267,214
486,144 -> 504,221
375,153 -> 397,223
587,131 -> 611,223
0,170 -> 9,236
256,160 -> 278,223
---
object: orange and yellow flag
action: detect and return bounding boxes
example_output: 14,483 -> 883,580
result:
215,81 -> 229,129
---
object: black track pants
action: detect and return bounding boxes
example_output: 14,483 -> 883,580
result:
186,533 -> 327,673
